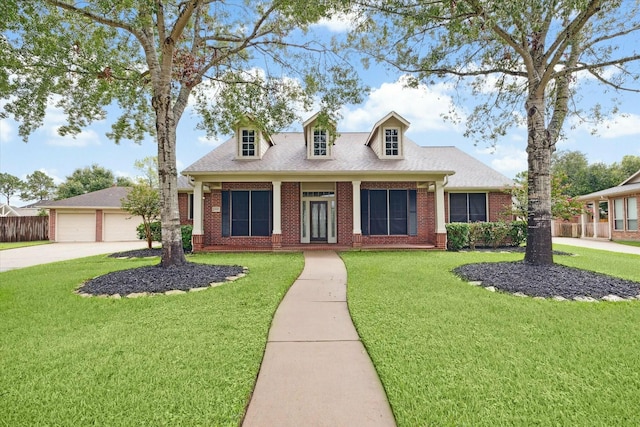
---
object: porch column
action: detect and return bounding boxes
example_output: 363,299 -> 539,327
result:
593,202 -> 599,238
352,181 -> 362,247
435,180 -> 447,249
607,200 -> 612,240
581,207 -> 587,238
192,180 -> 205,251
272,181 -> 282,249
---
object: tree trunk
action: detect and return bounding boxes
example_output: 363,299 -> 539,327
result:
524,95 -> 554,265
153,93 -> 187,267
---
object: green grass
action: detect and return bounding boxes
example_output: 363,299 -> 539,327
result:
0,240 -> 51,250
614,240 -> 640,248
0,252 -> 304,426
342,247 -> 640,426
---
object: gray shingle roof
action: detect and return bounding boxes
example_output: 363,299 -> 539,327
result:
182,133 -> 513,190
578,182 -> 640,201
40,187 -> 132,209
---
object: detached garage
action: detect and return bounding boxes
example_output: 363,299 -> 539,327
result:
41,187 -> 144,242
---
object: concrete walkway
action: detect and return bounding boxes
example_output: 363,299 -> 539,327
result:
0,241 -> 148,272
553,237 -> 640,255
242,251 -> 396,427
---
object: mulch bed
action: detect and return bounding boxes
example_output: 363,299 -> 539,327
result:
454,261 -> 640,299
80,248 -> 243,296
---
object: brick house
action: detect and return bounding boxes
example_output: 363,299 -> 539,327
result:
180,111 -> 513,251
577,169 -> 640,241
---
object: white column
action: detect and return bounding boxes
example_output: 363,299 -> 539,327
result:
352,181 -> 361,234
435,180 -> 446,234
272,181 -> 282,235
607,201 -> 612,240
193,180 -> 204,235
593,202 -> 599,238
580,209 -> 587,238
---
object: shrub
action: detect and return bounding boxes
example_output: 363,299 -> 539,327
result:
446,220 -> 528,250
445,223 -> 469,251
136,221 -> 193,252
182,225 -> 193,252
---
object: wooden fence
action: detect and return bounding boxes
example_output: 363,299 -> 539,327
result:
0,217 -> 49,242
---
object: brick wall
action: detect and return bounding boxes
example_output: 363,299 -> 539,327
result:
336,182 -> 353,245
49,209 -> 56,241
95,209 -> 103,242
488,192 -> 512,221
282,182 -> 300,244
178,193 -> 193,226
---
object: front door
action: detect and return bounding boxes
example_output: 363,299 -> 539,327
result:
310,201 -> 328,242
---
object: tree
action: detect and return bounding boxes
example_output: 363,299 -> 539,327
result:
551,151 -> 590,197
4,1 -> 362,267
56,164 -> 119,199
20,170 -> 56,202
134,156 -> 159,188
614,155 -> 640,182
0,173 -> 24,205
121,184 -> 160,249
355,1 -> 640,265
509,171 -> 583,221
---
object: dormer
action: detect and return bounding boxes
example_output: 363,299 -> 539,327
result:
303,112 -> 336,159
234,115 -> 273,160
365,111 -> 410,159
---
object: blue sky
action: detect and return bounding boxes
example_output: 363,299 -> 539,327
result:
1,11 -> 639,206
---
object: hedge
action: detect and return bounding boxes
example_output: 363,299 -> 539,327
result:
445,221 -> 527,251
136,221 -> 193,252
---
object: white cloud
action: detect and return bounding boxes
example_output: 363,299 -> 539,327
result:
311,10 -> 363,33
594,114 -> 640,139
486,145 -> 528,175
341,75 -> 465,133
39,97 -> 102,147
198,135 -> 225,146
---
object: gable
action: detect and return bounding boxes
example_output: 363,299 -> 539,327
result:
365,111 -> 410,159
302,112 -> 336,159
233,116 -> 273,160
621,169 -> 640,185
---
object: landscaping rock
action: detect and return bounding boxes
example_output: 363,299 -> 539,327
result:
485,286 -> 496,292
454,261 -> 640,300
573,296 -> 598,302
602,294 -> 626,302
468,281 -> 482,286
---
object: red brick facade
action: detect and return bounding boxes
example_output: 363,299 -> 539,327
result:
188,182 -> 512,250
95,209 -> 103,242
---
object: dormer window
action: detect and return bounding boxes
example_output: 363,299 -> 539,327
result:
241,129 -> 256,157
385,128 -> 399,156
313,129 -> 328,156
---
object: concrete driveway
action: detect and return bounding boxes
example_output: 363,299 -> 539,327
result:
0,241 -> 149,272
553,237 -> 640,255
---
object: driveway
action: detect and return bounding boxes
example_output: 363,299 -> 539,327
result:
0,241 -> 149,272
553,237 -> 640,255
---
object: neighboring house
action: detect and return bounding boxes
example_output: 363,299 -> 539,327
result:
180,111 -> 513,251
40,187 -> 143,242
0,204 -> 21,217
577,169 -> 640,241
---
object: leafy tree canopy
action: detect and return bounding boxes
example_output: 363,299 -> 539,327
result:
352,0 -> 640,265
0,172 -> 24,205
20,170 -> 56,202
56,164 -> 123,199
3,0 -> 363,266
121,183 -> 160,249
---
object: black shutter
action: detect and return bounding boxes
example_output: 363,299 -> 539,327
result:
360,189 -> 369,235
408,189 -> 417,236
221,191 -> 230,237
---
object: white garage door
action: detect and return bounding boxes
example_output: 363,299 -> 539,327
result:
57,212 -> 95,242
103,212 -> 142,242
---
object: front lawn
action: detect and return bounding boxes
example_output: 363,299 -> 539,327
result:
343,247 -> 640,426
0,252 -> 304,426
0,240 -> 51,250
615,240 -> 640,248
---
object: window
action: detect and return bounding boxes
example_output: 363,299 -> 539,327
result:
188,193 -> 194,220
449,193 -> 487,222
361,189 -> 417,235
241,129 -> 256,157
313,129 -> 327,156
384,128 -> 399,156
614,198 -> 624,230
221,190 -> 272,237
626,197 -> 638,231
